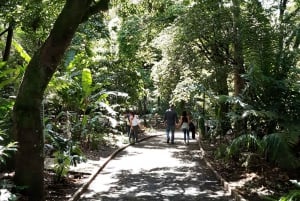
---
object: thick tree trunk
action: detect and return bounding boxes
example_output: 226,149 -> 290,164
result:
12,1 -> 97,200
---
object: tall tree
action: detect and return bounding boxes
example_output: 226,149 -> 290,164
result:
168,0 -> 232,133
231,0 -> 246,135
114,0 -> 183,111
232,0 -> 245,96
12,0 -> 109,200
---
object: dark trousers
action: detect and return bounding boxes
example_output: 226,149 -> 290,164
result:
190,129 -> 196,139
126,125 -> 131,136
129,125 -> 139,142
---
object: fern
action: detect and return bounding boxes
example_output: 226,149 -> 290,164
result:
278,189 -> 300,201
226,134 -> 263,158
263,132 -> 300,169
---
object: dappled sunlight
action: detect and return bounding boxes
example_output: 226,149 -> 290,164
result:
80,133 -> 234,201
228,172 -> 275,197
228,172 -> 260,189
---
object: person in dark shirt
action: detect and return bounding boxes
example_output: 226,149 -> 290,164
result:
189,120 -> 196,139
124,110 -> 131,137
164,105 -> 178,144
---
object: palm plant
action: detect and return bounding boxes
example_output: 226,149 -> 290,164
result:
45,130 -> 86,182
263,129 -> 300,169
224,125 -> 300,170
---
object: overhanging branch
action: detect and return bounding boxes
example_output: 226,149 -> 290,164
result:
82,0 -> 110,22
0,27 -> 9,37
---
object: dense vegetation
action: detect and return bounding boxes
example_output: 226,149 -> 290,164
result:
0,0 -> 299,200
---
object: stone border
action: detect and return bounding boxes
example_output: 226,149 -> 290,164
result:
68,131 -> 247,201
198,139 -> 248,201
67,133 -> 161,201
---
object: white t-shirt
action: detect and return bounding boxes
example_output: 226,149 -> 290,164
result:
132,115 -> 139,126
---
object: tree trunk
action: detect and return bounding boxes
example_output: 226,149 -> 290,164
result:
232,0 -> 245,96
231,0 -> 246,136
12,1 -> 108,200
3,23 -> 13,61
215,66 -> 230,136
211,42 -> 230,136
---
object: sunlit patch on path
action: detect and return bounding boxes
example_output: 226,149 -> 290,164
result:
78,131 -> 234,201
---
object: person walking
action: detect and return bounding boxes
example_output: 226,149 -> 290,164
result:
189,121 -> 196,139
187,112 -> 196,139
129,111 -> 141,143
124,110 -> 131,137
164,105 -> 178,144
178,111 -> 191,144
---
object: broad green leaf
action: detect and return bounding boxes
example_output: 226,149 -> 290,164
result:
12,40 -> 31,63
82,68 -> 92,97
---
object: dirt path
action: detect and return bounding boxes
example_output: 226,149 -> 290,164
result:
75,130 -> 235,201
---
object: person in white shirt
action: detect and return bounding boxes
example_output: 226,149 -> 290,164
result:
129,111 -> 142,143
177,111 -> 191,144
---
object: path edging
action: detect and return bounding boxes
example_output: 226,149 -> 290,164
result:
198,139 -> 248,201
68,132 -> 246,201
68,133 -> 161,201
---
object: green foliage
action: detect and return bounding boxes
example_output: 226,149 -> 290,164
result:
0,179 -> 18,201
0,130 -> 18,166
81,68 -> 92,98
214,143 -> 228,159
115,0 -> 186,107
0,0 -> 299,197
223,127 -> 300,170
12,40 -> 31,63
0,98 -> 14,121
53,151 -> 71,182
118,16 -> 143,59
77,14 -> 110,42
226,134 -> 264,159
52,136 -> 86,182
46,131 -> 86,182
242,0 -> 275,75
278,189 -> 300,201
86,132 -> 105,150
18,0 -> 64,54
0,60 -> 25,91
45,57 -> 126,143
44,50 -> 127,149
263,132 -> 300,169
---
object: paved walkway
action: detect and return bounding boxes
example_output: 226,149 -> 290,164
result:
77,130 -> 234,201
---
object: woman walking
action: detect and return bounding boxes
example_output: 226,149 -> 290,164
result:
178,111 -> 191,144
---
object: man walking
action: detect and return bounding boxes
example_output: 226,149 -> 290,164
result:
164,104 -> 178,144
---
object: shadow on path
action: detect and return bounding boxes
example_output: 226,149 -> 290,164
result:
78,131 -> 234,201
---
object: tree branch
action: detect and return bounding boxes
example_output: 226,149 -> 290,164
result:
82,0 -> 110,22
0,27 -> 9,37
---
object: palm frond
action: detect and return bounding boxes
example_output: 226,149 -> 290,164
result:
263,132 -> 300,169
227,134 -> 263,157
278,189 -> 300,201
